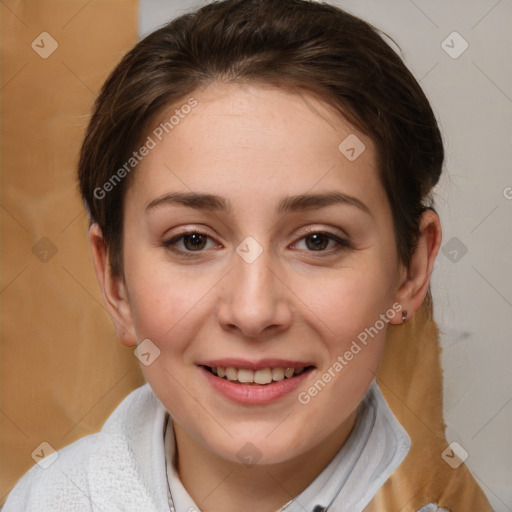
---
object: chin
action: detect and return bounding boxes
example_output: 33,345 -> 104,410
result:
204,427 -> 314,467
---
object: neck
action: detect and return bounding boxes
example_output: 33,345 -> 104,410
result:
172,411 -> 357,512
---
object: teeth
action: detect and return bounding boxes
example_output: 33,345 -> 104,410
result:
272,368 -> 285,381
254,369 -> 272,384
225,367 -> 238,381
237,369 -> 254,383
209,365 -> 308,384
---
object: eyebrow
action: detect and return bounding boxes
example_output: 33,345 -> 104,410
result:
145,191 -> 371,216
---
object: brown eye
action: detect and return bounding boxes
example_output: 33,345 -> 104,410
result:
182,233 -> 208,251
294,231 -> 350,253
304,233 -> 331,251
163,230 -> 218,257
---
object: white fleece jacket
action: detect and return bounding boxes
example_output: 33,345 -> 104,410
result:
2,381 -> 449,512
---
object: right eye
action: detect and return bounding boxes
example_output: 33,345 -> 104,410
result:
162,230 -> 221,257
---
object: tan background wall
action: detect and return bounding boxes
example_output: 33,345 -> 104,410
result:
0,0 -> 144,504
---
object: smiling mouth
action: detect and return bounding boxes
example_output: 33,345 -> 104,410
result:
202,365 -> 315,385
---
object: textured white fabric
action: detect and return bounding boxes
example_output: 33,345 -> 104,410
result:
417,505 -> 451,512
3,384 -> 171,511
2,380 -> 448,512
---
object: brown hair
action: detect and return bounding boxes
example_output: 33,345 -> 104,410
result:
78,0 -> 443,278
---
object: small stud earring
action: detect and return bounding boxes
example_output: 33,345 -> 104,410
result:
401,310 -> 408,324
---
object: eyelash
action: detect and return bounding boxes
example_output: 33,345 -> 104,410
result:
162,228 -> 352,258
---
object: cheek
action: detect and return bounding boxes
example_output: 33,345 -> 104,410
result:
297,263 -> 394,338
293,273 -> 391,426
294,263 -> 394,385
125,254 -> 214,349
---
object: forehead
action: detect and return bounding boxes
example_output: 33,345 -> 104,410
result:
126,83 -> 383,214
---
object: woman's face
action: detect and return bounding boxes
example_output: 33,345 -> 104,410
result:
120,83 -> 405,464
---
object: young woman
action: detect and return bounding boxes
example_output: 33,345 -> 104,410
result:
3,1 -> 492,510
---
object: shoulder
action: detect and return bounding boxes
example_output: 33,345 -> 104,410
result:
2,384 -> 166,512
2,430 -> 122,511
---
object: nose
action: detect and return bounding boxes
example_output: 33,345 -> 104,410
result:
217,246 -> 293,340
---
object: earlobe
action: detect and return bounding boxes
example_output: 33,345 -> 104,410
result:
88,223 -> 137,347
390,209 -> 442,325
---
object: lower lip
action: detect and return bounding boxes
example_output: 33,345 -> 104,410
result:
200,367 -> 314,405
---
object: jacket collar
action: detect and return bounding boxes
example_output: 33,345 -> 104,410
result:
158,379 -> 411,512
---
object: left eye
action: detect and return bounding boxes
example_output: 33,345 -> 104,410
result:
293,232 -> 347,252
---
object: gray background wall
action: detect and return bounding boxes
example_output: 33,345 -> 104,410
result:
139,1 -> 512,509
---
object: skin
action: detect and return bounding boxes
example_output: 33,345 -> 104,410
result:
89,82 -> 441,512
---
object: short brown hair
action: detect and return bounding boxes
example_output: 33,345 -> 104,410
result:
78,0 -> 443,277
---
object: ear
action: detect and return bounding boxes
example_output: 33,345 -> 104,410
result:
389,209 -> 442,325
88,223 -> 137,347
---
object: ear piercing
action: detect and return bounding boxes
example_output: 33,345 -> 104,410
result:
401,310 -> 408,324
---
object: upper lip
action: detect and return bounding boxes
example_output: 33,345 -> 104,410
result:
198,358 -> 315,371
